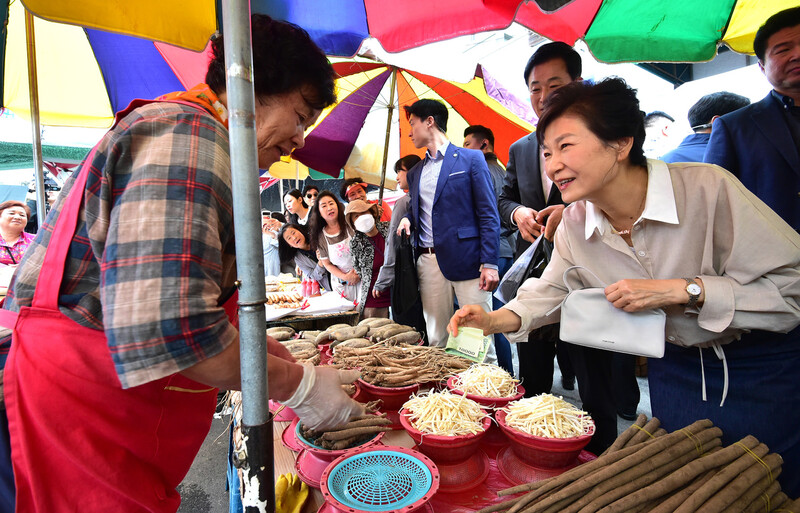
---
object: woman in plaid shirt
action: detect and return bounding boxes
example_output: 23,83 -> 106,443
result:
0,15 -> 363,512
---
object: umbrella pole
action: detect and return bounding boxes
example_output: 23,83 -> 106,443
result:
377,68 -> 397,205
24,10 -> 46,229
220,2 -> 274,512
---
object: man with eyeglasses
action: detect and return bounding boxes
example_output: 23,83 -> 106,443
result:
302,185 -> 319,207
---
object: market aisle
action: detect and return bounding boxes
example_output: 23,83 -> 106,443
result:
178,413 -> 231,513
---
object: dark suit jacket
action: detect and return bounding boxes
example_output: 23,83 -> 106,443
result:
703,92 -> 800,230
405,144 -> 500,282
497,132 -> 565,257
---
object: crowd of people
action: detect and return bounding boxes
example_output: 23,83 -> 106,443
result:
0,5 -> 797,510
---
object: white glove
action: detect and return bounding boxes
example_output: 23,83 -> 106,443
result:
282,363 -> 364,431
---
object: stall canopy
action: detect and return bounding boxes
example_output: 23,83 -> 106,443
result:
3,1 -> 794,129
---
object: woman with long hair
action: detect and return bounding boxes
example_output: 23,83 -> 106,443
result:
284,189 -> 310,225
277,222 -> 330,291
308,190 -> 359,301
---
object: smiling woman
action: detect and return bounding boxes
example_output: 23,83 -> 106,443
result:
449,78 -> 800,492
0,201 -> 34,266
0,14 -> 368,513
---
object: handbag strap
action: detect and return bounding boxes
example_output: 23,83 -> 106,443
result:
561,265 -> 606,293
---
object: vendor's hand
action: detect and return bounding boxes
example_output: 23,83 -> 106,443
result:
605,278 -> 690,312
536,205 -> 565,241
267,336 -> 296,363
513,207 -> 544,243
448,304 -> 492,338
283,364 -> 365,431
397,218 -> 411,236
275,473 -> 309,513
371,289 -> 383,298
479,267 -> 499,292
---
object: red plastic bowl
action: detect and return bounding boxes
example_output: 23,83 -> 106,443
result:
398,408 -> 491,464
495,409 -> 594,469
356,379 -> 420,411
446,376 -> 525,409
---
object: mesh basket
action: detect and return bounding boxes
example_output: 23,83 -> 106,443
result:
321,447 -> 439,513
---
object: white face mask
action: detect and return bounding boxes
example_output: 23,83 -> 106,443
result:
354,213 -> 376,233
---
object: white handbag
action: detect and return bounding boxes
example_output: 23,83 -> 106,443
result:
552,266 -> 666,358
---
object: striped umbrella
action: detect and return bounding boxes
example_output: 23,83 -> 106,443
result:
11,0 -> 795,61
3,1 -> 795,129
293,60 -> 534,184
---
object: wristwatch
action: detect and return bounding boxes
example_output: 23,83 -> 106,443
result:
683,278 -> 702,308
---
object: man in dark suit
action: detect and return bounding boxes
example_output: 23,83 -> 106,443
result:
398,99 -> 500,361
704,6 -> 800,231
497,42 -> 580,396
661,92 -> 750,164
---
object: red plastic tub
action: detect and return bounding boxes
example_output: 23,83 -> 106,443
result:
495,409 -> 594,469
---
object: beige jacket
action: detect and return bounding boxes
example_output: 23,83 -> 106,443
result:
504,160 -> 800,349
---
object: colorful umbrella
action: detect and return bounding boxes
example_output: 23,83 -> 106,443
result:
15,0 -> 797,63
292,60 -> 534,184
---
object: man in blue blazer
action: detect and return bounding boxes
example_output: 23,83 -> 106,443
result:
703,6 -> 800,231
398,99 -> 500,358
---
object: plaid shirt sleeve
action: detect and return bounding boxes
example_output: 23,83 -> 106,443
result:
0,102 -> 238,389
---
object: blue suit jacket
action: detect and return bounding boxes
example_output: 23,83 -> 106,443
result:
703,93 -> 800,230
405,144 -> 500,282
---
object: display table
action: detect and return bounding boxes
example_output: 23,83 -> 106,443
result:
265,310 -> 359,331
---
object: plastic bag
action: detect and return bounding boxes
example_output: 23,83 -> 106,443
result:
391,233 -> 421,315
494,234 -> 552,304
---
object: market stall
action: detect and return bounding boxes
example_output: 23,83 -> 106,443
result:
228,315 -> 800,512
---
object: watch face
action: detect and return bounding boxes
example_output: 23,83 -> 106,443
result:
687,283 -> 702,295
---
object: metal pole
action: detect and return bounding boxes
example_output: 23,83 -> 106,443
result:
24,10 -> 46,229
377,67 -> 397,205
220,2 -> 273,512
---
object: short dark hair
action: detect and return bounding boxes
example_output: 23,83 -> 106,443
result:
277,222 -> 309,263
308,190 -> 347,252
644,111 -> 675,127
403,99 -> 448,133
754,7 -> 800,61
302,184 -> 319,197
464,125 -> 495,147
0,200 -> 30,219
688,92 -> 751,129
394,154 -> 422,172
536,78 -> 647,168
206,14 -> 336,110
284,189 -> 307,209
523,42 -> 582,85
339,177 -> 368,201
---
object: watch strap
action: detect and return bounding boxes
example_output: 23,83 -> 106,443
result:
683,277 -> 700,308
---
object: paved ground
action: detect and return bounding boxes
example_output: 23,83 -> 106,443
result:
178,354 -> 652,512
178,413 -> 231,513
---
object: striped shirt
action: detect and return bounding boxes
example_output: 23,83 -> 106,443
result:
0,101 -> 238,389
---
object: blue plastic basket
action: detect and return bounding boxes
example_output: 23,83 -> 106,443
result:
325,449 -> 435,512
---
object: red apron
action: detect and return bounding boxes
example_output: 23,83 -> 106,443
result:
0,100 -> 237,512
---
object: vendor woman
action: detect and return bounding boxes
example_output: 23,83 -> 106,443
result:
0,15 -> 363,512
449,78 -> 800,495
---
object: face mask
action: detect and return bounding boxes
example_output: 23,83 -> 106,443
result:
354,213 -> 376,233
